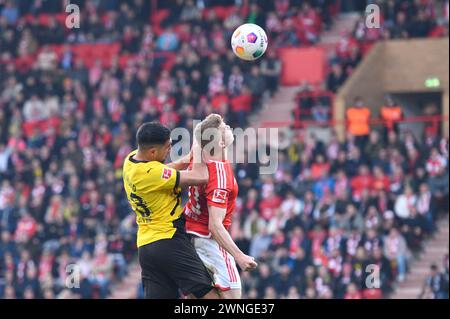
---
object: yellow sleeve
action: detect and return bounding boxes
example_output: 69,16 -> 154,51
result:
146,164 -> 180,191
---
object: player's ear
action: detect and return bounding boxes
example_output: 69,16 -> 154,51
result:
219,138 -> 226,149
148,147 -> 157,157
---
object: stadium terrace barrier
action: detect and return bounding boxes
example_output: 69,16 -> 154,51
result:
293,91 -> 335,122
260,114 -> 449,133
334,38 -> 449,141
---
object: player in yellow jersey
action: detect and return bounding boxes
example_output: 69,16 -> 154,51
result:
123,122 -> 219,299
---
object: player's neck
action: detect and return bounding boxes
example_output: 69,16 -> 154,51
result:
204,154 -> 223,162
135,150 -> 155,162
204,148 -> 228,162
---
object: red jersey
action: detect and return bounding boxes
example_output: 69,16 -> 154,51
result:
184,159 -> 238,238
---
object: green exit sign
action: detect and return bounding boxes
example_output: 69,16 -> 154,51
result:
425,77 -> 440,88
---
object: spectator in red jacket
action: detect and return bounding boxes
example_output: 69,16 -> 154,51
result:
373,166 -> 390,192
259,189 -> 282,221
350,165 -> 374,201
231,86 -> 253,128
310,154 -> 331,181
0,0 -> 448,300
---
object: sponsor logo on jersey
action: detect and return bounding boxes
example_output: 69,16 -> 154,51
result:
162,168 -> 172,180
212,189 -> 228,204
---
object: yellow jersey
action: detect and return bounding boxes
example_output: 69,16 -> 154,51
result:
123,150 -> 183,247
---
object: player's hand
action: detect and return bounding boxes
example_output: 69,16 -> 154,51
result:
191,139 -> 203,164
236,254 -> 258,271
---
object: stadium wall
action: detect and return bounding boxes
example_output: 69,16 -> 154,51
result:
335,38 -> 450,140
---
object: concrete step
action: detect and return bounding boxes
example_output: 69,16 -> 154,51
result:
390,215 -> 449,299
392,293 -> 421,299
108,260 -> 141,299
399,279 -> 426,287
251,85 -> 300,129
320,13 -> 361,44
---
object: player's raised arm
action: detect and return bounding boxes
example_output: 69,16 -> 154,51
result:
178,166 -> 208,187
166,150 -> 192,171
178,141 -> 209,188
208,205 -> 258,272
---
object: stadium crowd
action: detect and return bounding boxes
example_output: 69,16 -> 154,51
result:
296,0 -> 449,123
0,0 -> 335,299
233,126 -> 448,299
0,0 -> 449,299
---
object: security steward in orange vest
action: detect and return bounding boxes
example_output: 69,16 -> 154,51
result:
346,97 -> 371,151
380,96 -> 403,141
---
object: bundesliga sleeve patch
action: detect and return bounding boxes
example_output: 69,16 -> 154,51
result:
162,168 -> 173,180
212,189 -> 228,204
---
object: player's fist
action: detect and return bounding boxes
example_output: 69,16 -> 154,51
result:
236,254 -> 258,271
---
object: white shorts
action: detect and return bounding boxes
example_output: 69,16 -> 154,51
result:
192,237 -> 241,291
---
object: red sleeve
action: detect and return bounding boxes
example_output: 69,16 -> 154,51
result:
368,176 -> 375,189
205,162 -> 230,208
350,176 -> 359,190
384,177 -> 390,191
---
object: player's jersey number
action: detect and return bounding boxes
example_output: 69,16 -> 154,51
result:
130,192 -> 152,218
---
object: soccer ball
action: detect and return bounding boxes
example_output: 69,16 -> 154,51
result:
231,23 -> 268,61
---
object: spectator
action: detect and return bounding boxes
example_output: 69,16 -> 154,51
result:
313,169 -> 334,201
391,11 -> 410,38
260,49 -> 281,96
310,154 -> 330,181
230,85 -> 253,128
327,64 -> 347,93
244,65 -> 267,105
384,228 -> 409,282
344,282 -> 362,299
247,3 -> 266,29
380,96 -> 403,140
395,186 -> 417,220
228,65 -> 244,96
420,264 -> 449,299
373,166 -> 390,193
416,183 -> 436,234
365,131 -> 384,161
370,246 -> 394,294
208,64 -> 225,97
426,147 -> 448,177
0,0 -> 447,300
36,45 -> 58,71
23,95 -> 48,122
156,26 -> 179,51
1,1 -> 19,25
346,97 -> 371,150
350,165 -> 373,202
0,144 -> 11,178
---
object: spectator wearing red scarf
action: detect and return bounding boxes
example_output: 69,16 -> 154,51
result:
426,147 -> 447,177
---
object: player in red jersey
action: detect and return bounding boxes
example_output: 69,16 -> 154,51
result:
184,114 -> 258,299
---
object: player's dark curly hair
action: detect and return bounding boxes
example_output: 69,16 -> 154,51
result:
136,122 -> 171,149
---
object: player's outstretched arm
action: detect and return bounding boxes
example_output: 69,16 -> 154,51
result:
178,166 -> 208,187
166,151 -> 192,171
178,142 -> 209,187
208,205 -> 258,272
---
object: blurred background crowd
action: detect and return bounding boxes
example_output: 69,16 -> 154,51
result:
0,0 -> 448,299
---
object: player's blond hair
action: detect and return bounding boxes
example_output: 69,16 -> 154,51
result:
194,114 -> 224,153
